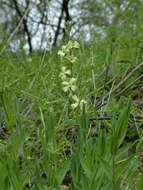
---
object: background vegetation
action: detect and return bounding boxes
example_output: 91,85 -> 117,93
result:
0,0 -> 143,189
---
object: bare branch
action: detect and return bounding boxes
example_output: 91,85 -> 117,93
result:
0,4 -> 30,56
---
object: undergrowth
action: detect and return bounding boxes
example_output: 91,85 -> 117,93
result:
0,34 -> 143,189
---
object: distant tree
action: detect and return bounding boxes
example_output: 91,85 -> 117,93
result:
0,0 -> 142,53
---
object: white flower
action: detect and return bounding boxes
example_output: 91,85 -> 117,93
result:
79,99 -> 87,110
62,81 -> 69,92
67,41 -> 73,49
62,45 -> 67,50
73,41 -> 80,49
58,50 -> 65,57
71,95 -> 80,109
59,66 -> 71,80
61,45 -> 70,54
68,56 -> 78,64
62,78 -> 77,92
61,66 -> 71,75
70,78 -> 76,83
71,95 -> 87,110
58,41 -> 80,59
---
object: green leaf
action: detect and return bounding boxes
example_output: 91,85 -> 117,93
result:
98,156 -> 113,181
1,91 -> 15,130
115,156 -> 132,183
56,159 -> 71,186
116,99 -> 131,147
79,151 -> 92,179
137,176 -> 143,190
115,143 -> 132,161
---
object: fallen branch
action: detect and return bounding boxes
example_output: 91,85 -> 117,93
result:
96,62 -> 143,109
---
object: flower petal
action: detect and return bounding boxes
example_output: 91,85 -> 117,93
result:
70,57 -> 78,64
62,81 -> 69,86
63,86 -> 69,92
72,95 -> 79,102
80,99 -> 87,110
73,41 -> 80,48
58,50 -> 65,57
71,102 -> 79,110
65,70 -> 71,75
71,85 -> 77,92
61,66 -> 66,72
70,78 -> 76,84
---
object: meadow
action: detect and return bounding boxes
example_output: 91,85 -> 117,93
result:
0,35 -> 143,189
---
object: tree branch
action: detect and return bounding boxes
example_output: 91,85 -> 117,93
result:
12,0 -> 32,53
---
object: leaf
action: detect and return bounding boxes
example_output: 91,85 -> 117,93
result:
137,176 -> 143,190
115,156 -> 132,183
56,159 -> 71,186
116,99 -> 131,147
115,143 -> 132,161
79,151 -> 92,179
1,91 -> 15,130
39,107 -> 46,129
98,156 -> 113,181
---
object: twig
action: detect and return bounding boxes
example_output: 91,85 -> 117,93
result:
115,74 -> 143,98
96,62 -> 143,109
0,4 -> 30,56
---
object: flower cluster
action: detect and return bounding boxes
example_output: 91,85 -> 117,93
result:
62,78 -> 77,92
71,95 -> 87,110
59,66 -> 76,93
59,66 -> 71,80
58,41 -> 80,64
58,41 -> 86,111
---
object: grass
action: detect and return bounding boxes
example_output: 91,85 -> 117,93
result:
0,34 -> 143,189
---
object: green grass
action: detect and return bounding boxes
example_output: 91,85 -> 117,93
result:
0,35 -> 143,189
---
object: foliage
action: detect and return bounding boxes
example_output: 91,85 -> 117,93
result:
0,33 -> 143,189
0,2 -> 143,187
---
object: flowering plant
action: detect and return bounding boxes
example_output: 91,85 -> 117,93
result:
58,41 -> 86,111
